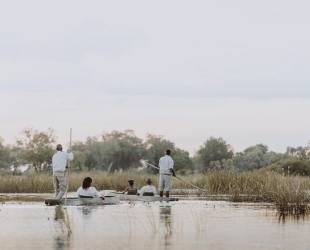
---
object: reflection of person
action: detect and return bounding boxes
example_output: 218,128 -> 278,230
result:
160,205 -> 172,242
158,149 -> 175,198
122,180 -> 138,195
138,178 -> 156,196
77,177 -> 104,198
52,144 -> 74,200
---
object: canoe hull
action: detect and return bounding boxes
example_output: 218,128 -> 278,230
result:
45,196 -> 120,206
118,194 -> 178,202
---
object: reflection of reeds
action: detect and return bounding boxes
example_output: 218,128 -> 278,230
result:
54,206 -> 72,236
144,205 -> 157,233
188,206 -> 202,232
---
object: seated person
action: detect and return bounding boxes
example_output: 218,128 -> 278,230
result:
77,177 -> 104,198
137,178 -> 156,196
122,180 -> 138,195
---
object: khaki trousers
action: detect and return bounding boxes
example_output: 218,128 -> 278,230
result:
53,172 -> 66,200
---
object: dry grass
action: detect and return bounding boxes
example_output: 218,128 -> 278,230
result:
1,170 -> 310,214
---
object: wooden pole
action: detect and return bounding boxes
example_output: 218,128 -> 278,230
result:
64,128 -> 72,207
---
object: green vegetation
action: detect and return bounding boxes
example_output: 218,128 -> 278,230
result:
1,127 -> 310,175
263,158 -> 310,176
2,127 -> 310,214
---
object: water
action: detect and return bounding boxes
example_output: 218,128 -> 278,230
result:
0,200 -> 310,250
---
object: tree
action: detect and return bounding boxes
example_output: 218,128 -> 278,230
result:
71,130 -> 145,172
72,140 -> 96,171
264,158 -> 310,176
144,134 -> 193,173
101,130 -> 145,171
16,127 -> 56,173
285,146 -> 307,159
197,137 -> 233,170
233,144 -> 286,171
0,137 -> 11,170
70,150 -> 86,171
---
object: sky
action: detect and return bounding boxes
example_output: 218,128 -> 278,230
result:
1,0 -> 310,154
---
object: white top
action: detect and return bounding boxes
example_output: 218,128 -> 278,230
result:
158,155 -> 174,174
138,185 -> 156,196
77,187 -> 101,198
52,151 -> 74,173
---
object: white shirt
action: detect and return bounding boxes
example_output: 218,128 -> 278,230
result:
138,185 -> 156,196
159,155 -> 174,174
52,151 -> 74,173
77,187 -> 101,198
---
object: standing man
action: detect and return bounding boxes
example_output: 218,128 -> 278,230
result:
52,144 -> 74,200
158,149 -> 176,198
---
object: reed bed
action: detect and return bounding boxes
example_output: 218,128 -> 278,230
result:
1,170 -> 310,214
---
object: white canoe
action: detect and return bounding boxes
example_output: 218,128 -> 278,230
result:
45,196 -> 120,206
115,194 -> 179,202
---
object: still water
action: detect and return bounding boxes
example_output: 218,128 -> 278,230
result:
0,200 -> 310,250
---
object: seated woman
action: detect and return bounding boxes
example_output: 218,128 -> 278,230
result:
122,180 -> 138,195
77,177 -> 104,198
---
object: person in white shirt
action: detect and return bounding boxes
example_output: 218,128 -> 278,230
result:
158,149 -> 176,198
77,177 -> 104,198
138,178 -> 156,196
52,144 -> 74,200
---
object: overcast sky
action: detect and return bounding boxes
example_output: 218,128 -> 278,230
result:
1,0 -> 309,154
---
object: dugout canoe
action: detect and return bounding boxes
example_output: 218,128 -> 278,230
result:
117,194 -> 179,202
45,196 -> 120,206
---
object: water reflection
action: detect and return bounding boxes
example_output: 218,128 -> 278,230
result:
159,205 -> 172,247
278,212 -> 307,224
77,206 -> 97,219
53,206 -> 72,250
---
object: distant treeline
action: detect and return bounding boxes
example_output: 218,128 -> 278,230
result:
0,127 -> 309,175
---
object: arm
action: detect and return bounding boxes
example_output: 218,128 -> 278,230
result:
170,168 -> 176,177
170,159 -> 175,176
67,152 -> 74,161
137,186 -> 145,196
93,188 -> 101,198
122,187 -> 129,194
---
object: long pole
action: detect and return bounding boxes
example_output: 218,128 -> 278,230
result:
142,160 -> 208,193
64,128 -> 72,207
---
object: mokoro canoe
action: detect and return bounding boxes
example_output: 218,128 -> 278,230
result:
45,196 -> 120,206
117,194 -> 179,202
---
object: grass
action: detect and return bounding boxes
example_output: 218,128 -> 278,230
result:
1,170 -> 310,214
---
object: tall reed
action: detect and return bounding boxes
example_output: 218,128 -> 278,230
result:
1,170 -> 310,214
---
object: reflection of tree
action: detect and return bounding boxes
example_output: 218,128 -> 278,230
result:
159,205 -> 172,246
53,206 -> 72,250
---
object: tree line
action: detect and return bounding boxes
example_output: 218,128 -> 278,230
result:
0,127 -> 309,175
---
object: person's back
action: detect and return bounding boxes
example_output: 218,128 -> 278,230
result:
159,155 -> 174,175
138,178 -> 156,196
158,150 -> 175,198
77,177 -> 103,198
122,180 -> 138,195
52,144 -> 74,200
77,186 -> 101,198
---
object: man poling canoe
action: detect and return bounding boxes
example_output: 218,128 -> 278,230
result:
52,143 -> 74,200
141,159 -> 208,194
158,149 -> 176,198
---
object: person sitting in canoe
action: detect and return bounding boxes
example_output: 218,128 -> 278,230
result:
77,177 -> 104,198
122,180 -> 138,195
137,178 -> 156,196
